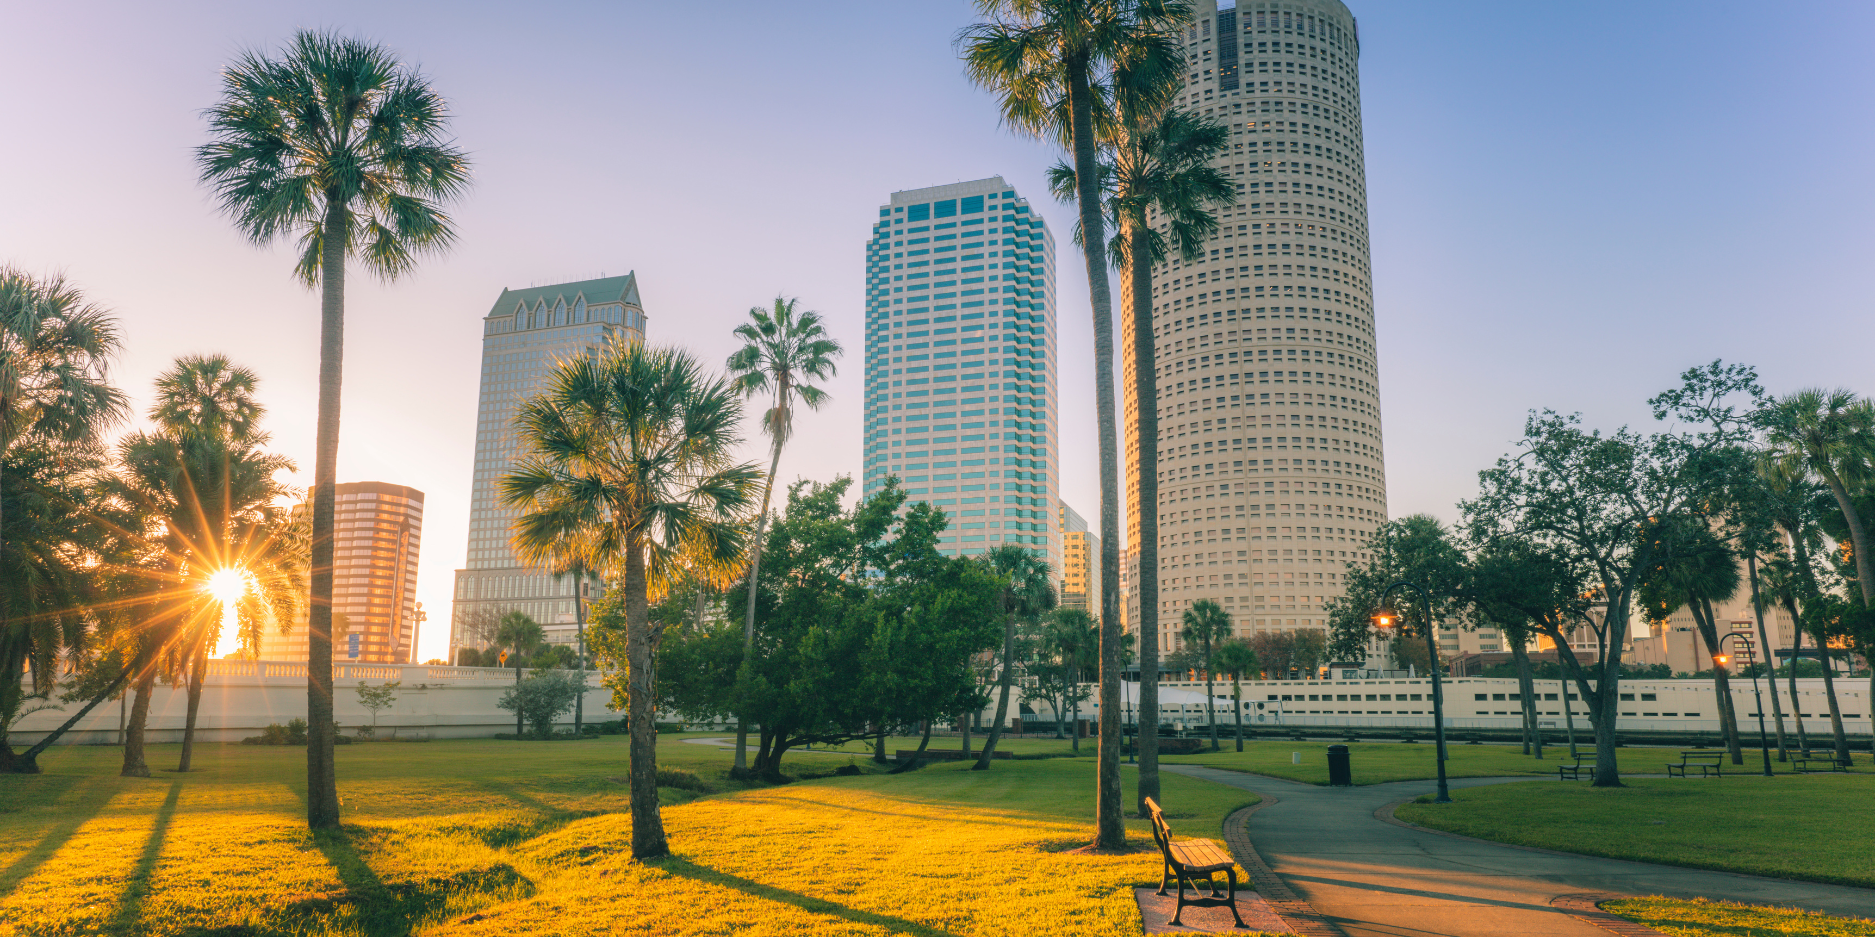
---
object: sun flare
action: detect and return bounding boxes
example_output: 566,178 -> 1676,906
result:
206,567 -> 249,605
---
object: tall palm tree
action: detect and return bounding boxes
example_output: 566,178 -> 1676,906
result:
724,295 -> 840,775
1053,98 -> 1232,809
1756,455 -> 1851,763
1180,599 -> 1231,751
962,0 -> 1189,844
1761,389 -> 1875,605
0,270 -> 127,770
503,338 -> 759,859
1638,523 -> 1745,764
1212,641 -> 1256,753
197,30 -> 470,829
974,544 -> 1057,769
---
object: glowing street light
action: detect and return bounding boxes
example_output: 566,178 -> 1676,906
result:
1374,582 -> 1451,804
1714,632 -> 1774,778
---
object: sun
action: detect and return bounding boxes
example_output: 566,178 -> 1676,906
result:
206,568 -> 249,605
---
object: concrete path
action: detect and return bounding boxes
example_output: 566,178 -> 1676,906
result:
1166,765 -> 1875,936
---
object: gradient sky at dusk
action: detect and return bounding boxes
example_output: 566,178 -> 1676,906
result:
4,1 -> 1871,662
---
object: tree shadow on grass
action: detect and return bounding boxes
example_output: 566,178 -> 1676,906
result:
468,778 -> 602,848
653,855 -> 964,937
291,826 -> 535,937
111,781 -> 182,932
0,779 -> 117,898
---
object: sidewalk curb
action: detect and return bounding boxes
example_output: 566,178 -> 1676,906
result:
1219,797 -> 1347,936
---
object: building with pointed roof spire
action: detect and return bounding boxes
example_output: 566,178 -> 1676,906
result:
450,273 -> 645,661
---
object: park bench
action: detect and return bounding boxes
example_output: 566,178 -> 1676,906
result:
1557,753 -> 1596,781
1144,797 -> 1246,928
1666,750 -> 1724,777
1791,748 -> 1850,773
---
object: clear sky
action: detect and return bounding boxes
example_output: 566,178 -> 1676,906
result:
3,1 -> 1871,663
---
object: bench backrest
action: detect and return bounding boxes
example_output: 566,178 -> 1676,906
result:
1144,797 -> 1174,859
1681,751 -> 1723,761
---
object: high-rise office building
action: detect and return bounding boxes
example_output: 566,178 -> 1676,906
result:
451,275 -> 645,659
1058,502 -> 1101,614
1123,0 -> 1386,655
862,177 -> 1060,573
259,481 -> 423,663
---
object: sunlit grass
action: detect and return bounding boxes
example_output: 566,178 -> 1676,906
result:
1604,896 -> 1875,936
0,735 -> 1262,935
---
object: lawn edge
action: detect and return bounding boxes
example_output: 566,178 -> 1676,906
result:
1218,796 -> 1348,936
1379,793 -> 1875,893
1549,894 -> 1675,937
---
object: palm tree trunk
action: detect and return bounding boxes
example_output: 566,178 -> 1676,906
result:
1692,601 -> 1744,764
1125,222 -> 1163,817
11,665 -> 132,774
1231,672 -> 1244,752
1204,642 -> 1218,751
1785,534 -> 1851,763
1065,51 -> 1124,845
624,533 -> 668,858
1070,648 -> 1081,754
734,431 -> 786,775
912,719 -> 932,764
960,710 -> 970,758
974,607 -> 1018,770
513,661 -> 523,738
1820,471 -> 1875,605
1786,602 -> 1809,750
1745,554 -> 1787,760
121,666 -> 156,778
178,634 -> 209,772
304,201 -> 347,831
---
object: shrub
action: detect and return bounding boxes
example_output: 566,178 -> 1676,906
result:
654,767 -> 710,792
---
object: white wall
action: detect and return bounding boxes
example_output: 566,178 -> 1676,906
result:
13,661 -> 618,745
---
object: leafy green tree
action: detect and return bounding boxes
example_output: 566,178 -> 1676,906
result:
354,680 -> 399,738
502,339 -> 759,859
197,30 -> 470,829
1328,515 -> 1468,666
962,0 -> 1188,844
1211,641 -> 1256,752
1026,610 -> 1095,745
1045,608 -> 1100,751
1179,599 -> 1231,750
497,670 -> 582,739
974,545 -> 1056,769
1459,363 -> 1758,786
0,269 -> 127,773
724,295 -> 840,774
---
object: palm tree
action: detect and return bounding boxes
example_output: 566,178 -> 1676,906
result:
493,610 -> 545,737
1049,608 -> 1100,752
1639,522 -> 1745,764
503,338 -> 759,859
962,0 -> 1188,844
724,295 -> 840,775
197,30 -> 469,829
1761,389 -> 1875,605
141,354 -> 302,772
974,544 -> 1056,769
1180,599 -> 1232,751
0,269 -> 126,773
1756,455 -> 1851,763
1212,641 -> 1256,753
1052,98 -> 1231,808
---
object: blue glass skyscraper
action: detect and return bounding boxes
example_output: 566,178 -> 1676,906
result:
861,177 -> 1060,571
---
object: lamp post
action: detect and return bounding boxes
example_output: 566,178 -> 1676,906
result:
1375,580 -> 1451,803
1714,633 -> 1774,778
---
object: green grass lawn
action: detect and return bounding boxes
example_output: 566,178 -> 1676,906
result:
0,734 -> 1265,936
1395,775 -> 1875,889
1164,739 -> 1571,785
1603,896 -> 1875,936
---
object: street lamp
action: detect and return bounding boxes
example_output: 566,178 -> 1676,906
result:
1374,581 -> 1451,804
1715,632 -> 1774,778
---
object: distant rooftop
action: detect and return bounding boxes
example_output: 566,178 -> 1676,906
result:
486,272 -> 640,318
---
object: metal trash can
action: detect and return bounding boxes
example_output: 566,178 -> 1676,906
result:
1327,744 -> 1352,787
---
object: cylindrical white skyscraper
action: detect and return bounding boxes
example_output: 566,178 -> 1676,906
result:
1125,0 -> 1387,665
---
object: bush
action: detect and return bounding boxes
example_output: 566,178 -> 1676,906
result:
654,721 -> 686,734
242,717 -> 312,746
655,767 -> 710,792
496,670 -> 583,739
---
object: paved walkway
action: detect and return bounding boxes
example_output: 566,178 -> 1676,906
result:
1166,765 -> 1875,936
